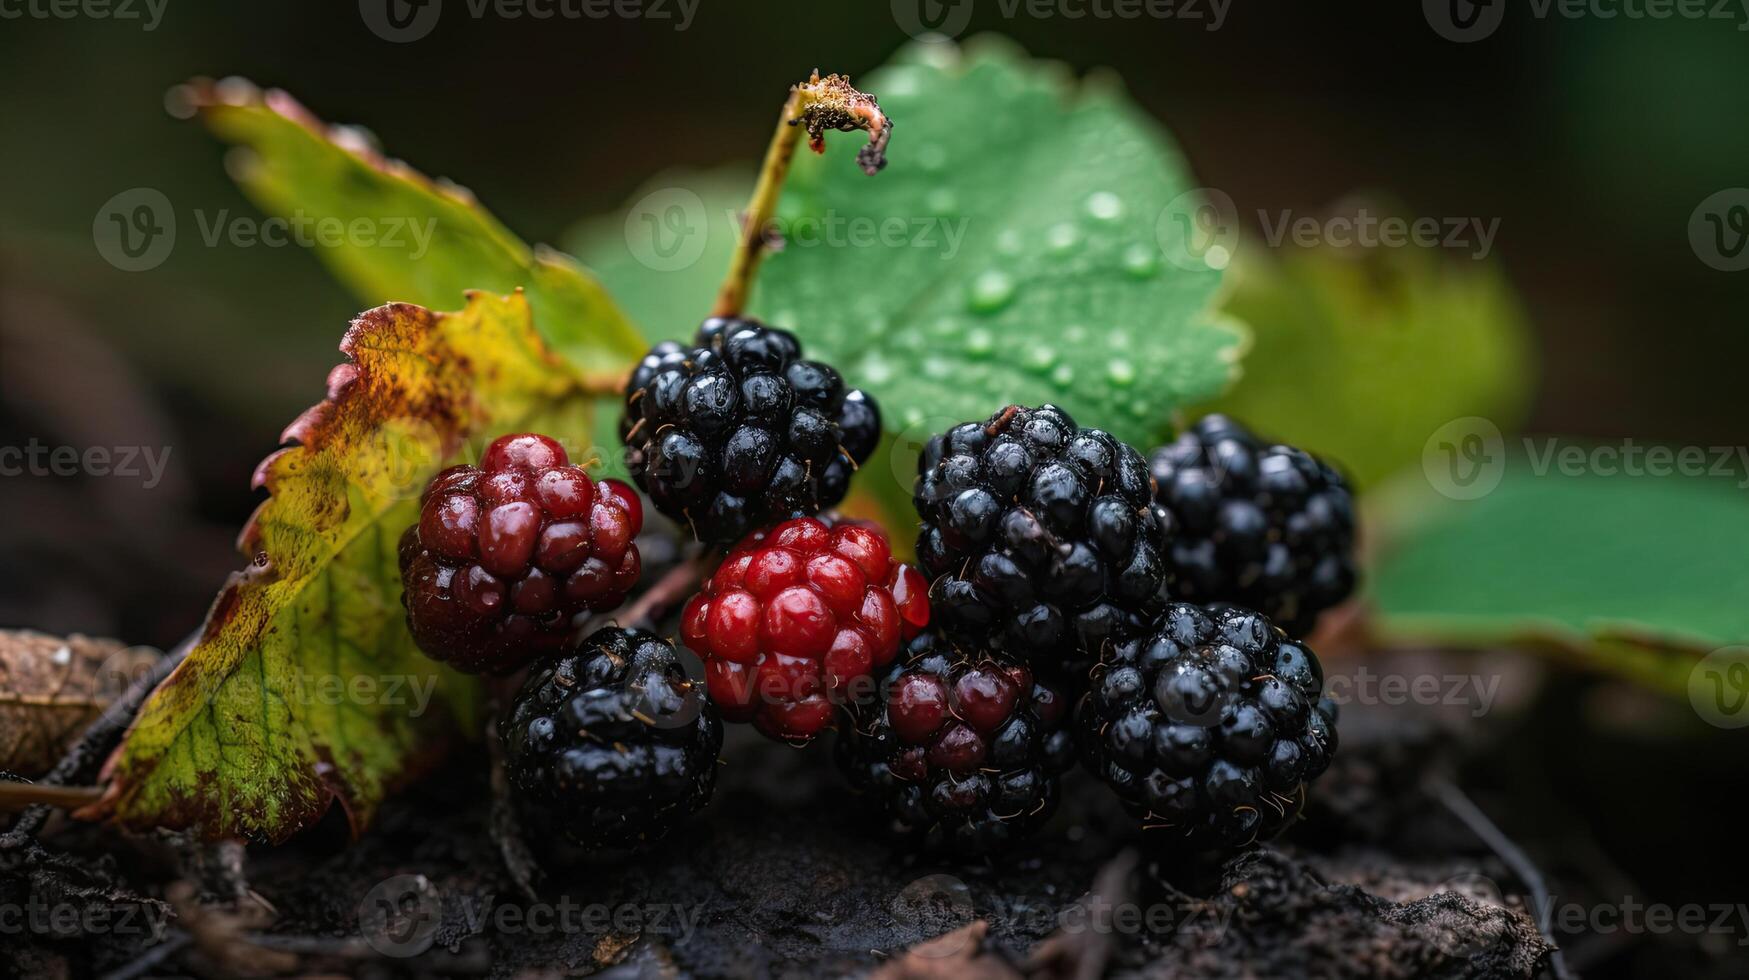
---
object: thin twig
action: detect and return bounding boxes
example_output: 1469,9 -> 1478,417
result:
0,783 -> 105,811
1429,775 -> 1574,980
96,933 -> 192,980
616,556 -> 712,632
712,70 -> 891,318
487,713 -> 542,902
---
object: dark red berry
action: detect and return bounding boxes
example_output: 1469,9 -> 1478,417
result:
400,433 -> 643,673
836,630 -> 1075,854
682,517 -> 929,742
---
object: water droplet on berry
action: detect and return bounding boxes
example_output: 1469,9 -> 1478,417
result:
1084,191 -> 1124,224
966,270 -> 1015,314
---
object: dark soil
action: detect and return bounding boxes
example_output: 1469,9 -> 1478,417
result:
3,705 -> 1560,980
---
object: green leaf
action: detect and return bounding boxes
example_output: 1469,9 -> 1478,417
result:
91,292 -> 599,841
1208,234 -> 1534,488
1369,463 -> 1749,694
567,166 -> 754,339
749,37 -> 1243,450
178,78 -> 648,370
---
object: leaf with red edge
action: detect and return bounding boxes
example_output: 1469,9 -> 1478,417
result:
86,291 -> 597,841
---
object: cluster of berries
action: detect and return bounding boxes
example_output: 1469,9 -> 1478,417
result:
398,318 -> 1356,858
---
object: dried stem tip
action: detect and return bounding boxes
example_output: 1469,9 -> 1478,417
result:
791,70 -> 891,175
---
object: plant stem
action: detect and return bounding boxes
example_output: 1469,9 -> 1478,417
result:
619,555 -> 712,631
0,783 -> 105,812
712,70 -> 893,318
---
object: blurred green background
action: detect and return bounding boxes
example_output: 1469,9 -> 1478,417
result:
1,3 -> 1745,644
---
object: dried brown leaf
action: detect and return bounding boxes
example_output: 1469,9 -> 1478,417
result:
0,630 -> 157,778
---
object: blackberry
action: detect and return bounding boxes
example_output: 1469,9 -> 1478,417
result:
913,404 -> 1169,674
1149,414 -> 1357,636
836,630 -> 1075,854
1078,602 -> 1338,853
619,317 -> 882,544
399,433 -> 642,674
681,517 -> 930,742
501,627 -> 722,851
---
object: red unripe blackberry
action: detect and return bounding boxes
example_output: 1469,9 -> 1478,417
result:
680,517 -> 930,743
835,630 -> 1075,854
398,433 -> 643,674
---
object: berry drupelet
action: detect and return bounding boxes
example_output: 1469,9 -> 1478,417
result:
836,630 -> 1075,854
501,627 -> 722,851
1078,602 -> 1338,853
399,433 -> 642,674
1149,414 -> 1357,637
620,317 -> 882,545
682,517 -> 930,742
913,404 -> 1169,674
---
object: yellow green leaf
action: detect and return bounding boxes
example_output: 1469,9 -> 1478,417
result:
88,291 -> 597,841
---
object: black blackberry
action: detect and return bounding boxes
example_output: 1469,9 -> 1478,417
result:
835,630 -> 1075,854
1149,414 -> 1357,637
501,627 -> 722,851
913,404 -> 1169,674
1078,602 -> 1338,853
619,317 -> 882,545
